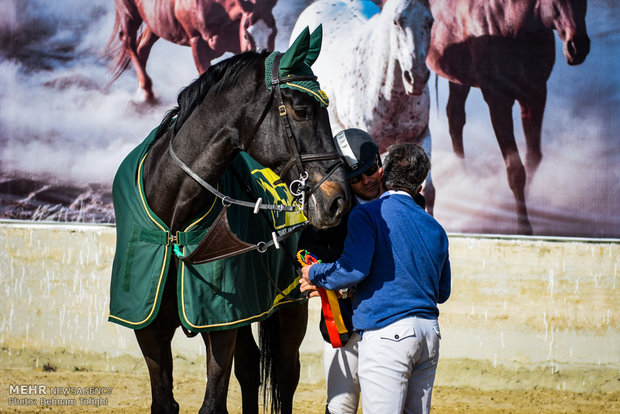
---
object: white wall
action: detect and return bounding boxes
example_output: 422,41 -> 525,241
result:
1,222 -> 618,384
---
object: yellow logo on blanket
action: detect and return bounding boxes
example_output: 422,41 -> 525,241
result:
251,167 -> 307,229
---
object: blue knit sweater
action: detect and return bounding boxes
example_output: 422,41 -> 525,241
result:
308,192 -> 451,331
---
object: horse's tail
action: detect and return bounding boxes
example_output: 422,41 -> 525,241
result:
102,2 -> 137,84
259,315 -> 281,414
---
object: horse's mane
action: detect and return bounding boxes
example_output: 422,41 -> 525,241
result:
155,50 -> 271,140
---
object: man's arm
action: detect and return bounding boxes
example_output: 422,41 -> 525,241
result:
303,206 -> 376,291
438,254 -> 451,303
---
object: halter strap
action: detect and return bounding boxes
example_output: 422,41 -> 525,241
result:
269,53 -> 342,183
271,53 -> 306,178
166,52 -> 346,260
168,130 -> 296,213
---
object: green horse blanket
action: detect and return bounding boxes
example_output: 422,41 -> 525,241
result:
109,127 -> 307,331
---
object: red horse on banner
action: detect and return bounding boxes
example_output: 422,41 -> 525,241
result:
427,0 -> 589,234
106,0 -> 278,102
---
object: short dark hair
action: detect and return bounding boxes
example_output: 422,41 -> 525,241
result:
382,143 -> 430,194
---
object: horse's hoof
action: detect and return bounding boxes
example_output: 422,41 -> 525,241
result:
128,98 -> 161,114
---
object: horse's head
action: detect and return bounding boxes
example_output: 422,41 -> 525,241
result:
239,0 -> 278,52
539,0 -> 590,65
244,26 -> 351,229
385,0 -> 433,96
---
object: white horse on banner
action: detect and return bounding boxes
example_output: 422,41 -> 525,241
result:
291,0 -> 435,211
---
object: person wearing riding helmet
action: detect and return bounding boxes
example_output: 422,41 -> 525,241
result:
300,142 -> 450,414
297,129 -> 425,414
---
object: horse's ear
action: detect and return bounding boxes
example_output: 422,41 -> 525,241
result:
280,27 -> 310,74
305,24 -> 323,67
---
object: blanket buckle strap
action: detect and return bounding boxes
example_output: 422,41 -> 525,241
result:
167,232 -> 179,247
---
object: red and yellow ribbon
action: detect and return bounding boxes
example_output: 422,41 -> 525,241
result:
297,250 -> 347,348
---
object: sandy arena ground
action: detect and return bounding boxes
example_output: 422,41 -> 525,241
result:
1,347 -> 618,413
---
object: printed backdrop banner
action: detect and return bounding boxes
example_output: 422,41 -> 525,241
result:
0,0 -> 618,238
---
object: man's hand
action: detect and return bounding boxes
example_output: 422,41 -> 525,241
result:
299,264 -> 320,298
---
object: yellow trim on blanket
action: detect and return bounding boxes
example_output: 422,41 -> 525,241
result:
136,152 -> 218,233
108,242 -> 168,326
273,277 -> 302,305
128,151 -> 303,331
108,154 -> 169,326
184,188 -> 218,232
179,254 -> 302,330
110,152 -> 217,327
138,153 -> 167,233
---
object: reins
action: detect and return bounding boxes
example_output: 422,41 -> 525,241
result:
166,52 -> 344,262
168,130 -> 296,213
167,52 -> 342,215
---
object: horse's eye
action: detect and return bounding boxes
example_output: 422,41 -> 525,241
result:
292,107 -> 311,121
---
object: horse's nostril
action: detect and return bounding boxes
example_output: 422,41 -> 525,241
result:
329,195 -> 346,218
404,70 -> 413,85
567,40 -> 576,57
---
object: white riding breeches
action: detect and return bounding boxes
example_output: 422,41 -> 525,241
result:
324,332 -> 361,414
358,316 -> 441,414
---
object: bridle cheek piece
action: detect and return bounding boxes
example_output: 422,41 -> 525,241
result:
167,53 -> 343,219
267,53 -> 343,212
165,53 -> 344,262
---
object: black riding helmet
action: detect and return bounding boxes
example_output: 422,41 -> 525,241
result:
333,128 -> 380,180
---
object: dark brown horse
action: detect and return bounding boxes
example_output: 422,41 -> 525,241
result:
106,0 -> 279,102
427,0 -> 590,234
110,27 -> 350,413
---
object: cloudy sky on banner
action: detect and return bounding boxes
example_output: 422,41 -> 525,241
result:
0,0 -> 618,237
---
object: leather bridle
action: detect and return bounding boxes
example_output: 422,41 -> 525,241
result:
168,52 -> 343,215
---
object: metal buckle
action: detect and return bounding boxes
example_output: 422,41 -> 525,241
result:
289,171 -> 309,211
168,232 -> 179,247
278,105 -> 287,116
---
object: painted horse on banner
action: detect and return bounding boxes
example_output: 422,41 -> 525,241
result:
291,0 -> 436,213
427,0 -> 590,234
106,0 -> 279,102
109,27 -> 350,413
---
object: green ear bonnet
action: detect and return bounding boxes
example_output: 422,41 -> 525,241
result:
265,25 -> 329,107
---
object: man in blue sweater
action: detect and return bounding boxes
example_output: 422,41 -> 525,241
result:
300,143 -> 451,414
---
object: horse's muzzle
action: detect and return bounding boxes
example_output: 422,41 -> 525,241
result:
564,35 -> 590,66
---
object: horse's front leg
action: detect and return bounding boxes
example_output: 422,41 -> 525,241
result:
234,325 -> 261,414
199,329 -> 238,414
484,89 -> 533,235
134,26 -> 160,102
134,267 -> 181,413
275,302 -> 308,414
518,86 -> 546,184
135,320 -> 179,413
189,36 -> 217,74
119,22 -> 155,102
446,81 -> 471,158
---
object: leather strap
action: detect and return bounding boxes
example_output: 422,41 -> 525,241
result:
167,53 -> 345,262
182,207 -> 255,264
180,206 -> 308,265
